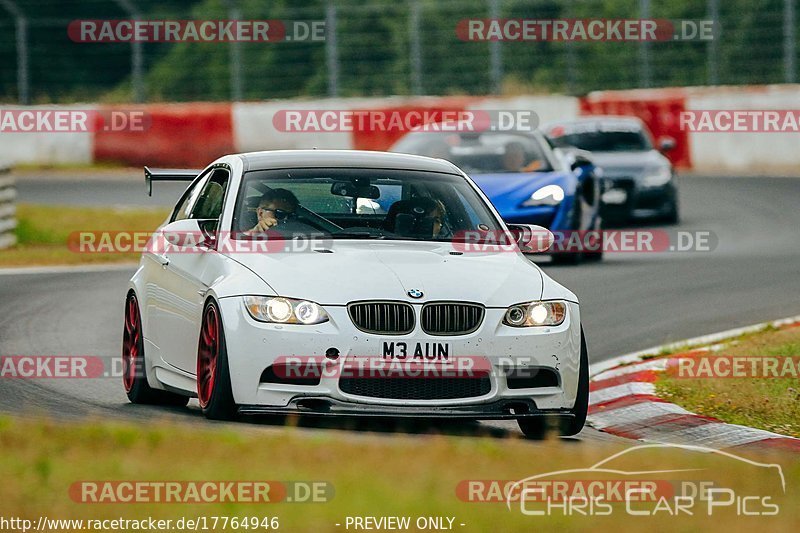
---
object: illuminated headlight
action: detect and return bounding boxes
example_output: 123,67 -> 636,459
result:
503,301 -> 567,327
522,184 -> 565,207
641,167 -> 672,188
244,296 -> 329,325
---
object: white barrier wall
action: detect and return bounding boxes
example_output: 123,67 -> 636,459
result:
468,95 -> 580,127
2,89 -> 800,174
233,98 -> 379,152
232,95 -> 581,153
0,105 -> 95,166
686,85 -> 800,174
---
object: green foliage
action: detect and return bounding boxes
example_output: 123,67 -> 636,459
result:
0,0 -> 795,103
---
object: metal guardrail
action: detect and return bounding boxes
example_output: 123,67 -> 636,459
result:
0,167 -> 16,250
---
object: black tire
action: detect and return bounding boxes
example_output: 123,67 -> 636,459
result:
517,327 -> 589,438
197,300 -> 238,420
122,292 -> 189,407
582,223 -> 604,262
559,328 -> 590,436
665,197 -> 680,224
517,416 -> 548,440
550,200 -> 585,265
550,250 -> 582,265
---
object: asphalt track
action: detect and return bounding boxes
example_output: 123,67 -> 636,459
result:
2,174 -> 800,440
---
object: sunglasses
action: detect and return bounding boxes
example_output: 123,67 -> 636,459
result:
258,207 -> 293,221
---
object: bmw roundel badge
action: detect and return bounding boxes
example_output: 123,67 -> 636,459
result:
407,288 -> 423,299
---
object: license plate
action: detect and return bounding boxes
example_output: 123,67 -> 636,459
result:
602,188 -> 628,205
382,341 -> 451,360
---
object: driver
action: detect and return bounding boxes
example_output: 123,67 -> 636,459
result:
249,188 -> 300,232
502,141 -> 543,172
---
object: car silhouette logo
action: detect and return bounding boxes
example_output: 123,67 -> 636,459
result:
407,289 -> 424,299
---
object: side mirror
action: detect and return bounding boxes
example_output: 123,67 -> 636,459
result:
570,153 -> 594,172
507,224 -> 554,253
161,218 -> 216,250
657,136 -> 676,153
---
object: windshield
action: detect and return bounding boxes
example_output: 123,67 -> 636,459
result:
391,131 -> 553,174
547,122 -> 652,152
232,168 -> 503,242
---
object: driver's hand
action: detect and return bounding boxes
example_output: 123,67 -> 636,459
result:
252,214 -> 279,232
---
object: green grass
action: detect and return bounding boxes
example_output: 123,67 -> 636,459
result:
657,325 -> 800,438
1,203 -> 168,267
0,416 -> 798,531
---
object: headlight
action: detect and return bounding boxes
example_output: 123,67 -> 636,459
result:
244,296 -> 329,325
521,184 -> 565,207
503,301 -> 567,327
641,167 -> 672,188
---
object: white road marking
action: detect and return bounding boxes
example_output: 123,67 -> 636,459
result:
589,381 -> 656,406
590,314 -> 800,377
0,263 -> 138,276
589,401 -> 692,431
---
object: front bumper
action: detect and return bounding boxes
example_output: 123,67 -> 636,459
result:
602,178 -> 676,221
239,398 -> 573,419
218,298 -> 582,419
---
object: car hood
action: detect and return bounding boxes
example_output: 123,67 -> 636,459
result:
588,150 -> 670,177
225,240 -> 544,307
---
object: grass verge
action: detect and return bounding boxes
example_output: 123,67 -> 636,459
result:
657,325 -> 800,438
0,416 -> 797,531
1,203 -> 168,267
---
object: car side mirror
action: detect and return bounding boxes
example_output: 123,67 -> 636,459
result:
162,218 -> 216,250
570,153 -> 594,172
657,135 -> 676,153
507,224 -> 554,253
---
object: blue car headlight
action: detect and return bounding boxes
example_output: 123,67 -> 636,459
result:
521,184 -> 565,207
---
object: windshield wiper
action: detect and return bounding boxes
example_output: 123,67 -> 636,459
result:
328,231 -> 387,239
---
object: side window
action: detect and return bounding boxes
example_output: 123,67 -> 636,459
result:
172,172 -> 210,222
190,169 -> 230,220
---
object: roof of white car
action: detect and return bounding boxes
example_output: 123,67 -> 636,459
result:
239,149 -> 462,175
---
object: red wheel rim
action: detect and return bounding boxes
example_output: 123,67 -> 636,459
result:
197,305 -> 219,408
122,295 -> 140,392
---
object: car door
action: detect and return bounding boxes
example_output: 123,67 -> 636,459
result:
143,170 -> 208,361
151,167 -> 231,374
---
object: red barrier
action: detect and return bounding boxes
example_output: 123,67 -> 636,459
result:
350,97 -> 478,151
579,89 -> 691,169
93,103 -> 234,167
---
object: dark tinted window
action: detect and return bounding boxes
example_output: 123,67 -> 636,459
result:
391,131 -> 553,173
547,122 -> 652,152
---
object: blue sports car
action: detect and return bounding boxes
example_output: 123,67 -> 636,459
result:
390,128 -> 603,263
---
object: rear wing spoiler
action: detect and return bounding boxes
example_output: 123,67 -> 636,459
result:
144,166 -> 201,196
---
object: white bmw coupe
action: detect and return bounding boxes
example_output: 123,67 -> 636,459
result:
123,150 -> 588,437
